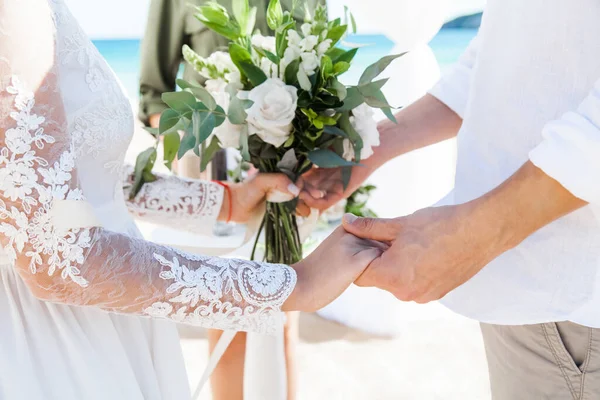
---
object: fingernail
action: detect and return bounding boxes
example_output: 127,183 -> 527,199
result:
317,190 -> 326,199
344,213 -> 357,224
288,183 -> 300,197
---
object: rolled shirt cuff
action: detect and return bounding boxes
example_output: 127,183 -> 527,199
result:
529,111 -> 600,205
428,63 -> 472,119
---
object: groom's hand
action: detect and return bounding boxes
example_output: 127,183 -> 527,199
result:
342,206 -> 511,303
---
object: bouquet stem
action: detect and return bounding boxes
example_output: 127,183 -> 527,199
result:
252,202 -> 302,265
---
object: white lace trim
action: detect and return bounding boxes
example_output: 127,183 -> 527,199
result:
146,252 -> 296,334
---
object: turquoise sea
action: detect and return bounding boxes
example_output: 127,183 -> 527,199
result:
94,28 -> 477,100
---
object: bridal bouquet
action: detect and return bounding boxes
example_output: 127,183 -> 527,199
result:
132,0 -> 403,264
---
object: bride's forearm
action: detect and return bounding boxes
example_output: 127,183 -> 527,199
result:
367,94 -> 463,170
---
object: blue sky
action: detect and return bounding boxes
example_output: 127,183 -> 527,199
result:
66,0 -> 485,40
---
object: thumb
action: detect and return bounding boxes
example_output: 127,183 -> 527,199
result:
342,213 -> 399,242
255,173 -> 301,203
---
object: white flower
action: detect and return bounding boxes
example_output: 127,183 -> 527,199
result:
287,30 -> 302,47
317,39 -> 332,56
245,78 -> 298,148
301,23 -> 312,37
300,52 -> 319,74
205,79 -> 243,148
300,35 -> 319,52
283,46 -> 301,65
251,34 -> 277,54
342,104 -> 380,161
206,51 -> 241,85
260,58 -> 278,79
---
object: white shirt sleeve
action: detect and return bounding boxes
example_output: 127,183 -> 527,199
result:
427,34 -> 481,119
529,79 -> 600,204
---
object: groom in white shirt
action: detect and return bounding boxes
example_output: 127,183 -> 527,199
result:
302,1 -> 600,398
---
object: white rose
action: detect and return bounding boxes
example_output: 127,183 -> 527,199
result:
206,80 -> 243,148
300,52 -> 319,74
342,104 -> 380,160
245,78 -> 298,148
316,39 -> 332,56
251,34 -> 277,53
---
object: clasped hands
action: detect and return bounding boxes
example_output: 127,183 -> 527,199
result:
284,175 -> 513,313
225,169 -> 511,313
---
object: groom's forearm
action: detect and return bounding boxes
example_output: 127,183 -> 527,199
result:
467,162 -> 587,252
366,94 -> 463,170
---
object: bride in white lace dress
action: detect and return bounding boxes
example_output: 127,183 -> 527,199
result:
0,1 -> 385,398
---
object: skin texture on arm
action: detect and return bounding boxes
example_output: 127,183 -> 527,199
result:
342,161 -> 586,303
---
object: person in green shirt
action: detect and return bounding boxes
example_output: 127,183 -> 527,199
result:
138,1 -> 324,399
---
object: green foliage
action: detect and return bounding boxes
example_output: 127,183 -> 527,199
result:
345,184 -> 378,217
193,2 -> 240,41
308,148 -> 357,168
267,0 -> 283,30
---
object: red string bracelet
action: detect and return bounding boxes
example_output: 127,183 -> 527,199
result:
213,181 -> 232,223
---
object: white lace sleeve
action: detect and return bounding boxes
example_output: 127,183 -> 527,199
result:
124,169 -> 224,236
0,0 -> 296,334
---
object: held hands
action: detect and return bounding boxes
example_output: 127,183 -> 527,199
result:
283,226 -> 388,312
341,205 -> 511,304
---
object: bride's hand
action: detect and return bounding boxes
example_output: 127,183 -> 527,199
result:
282,226 -> 388,312
220,173 -> 300,224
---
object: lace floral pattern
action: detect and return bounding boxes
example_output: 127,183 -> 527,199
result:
125,173 -> 223,235
0,0 -> 296,335
0,77 -> 92,287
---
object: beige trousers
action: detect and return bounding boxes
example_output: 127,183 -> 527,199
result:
481,321 -> 600,399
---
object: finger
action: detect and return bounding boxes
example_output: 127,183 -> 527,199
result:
354,255 -> 382,287
300,182 -> 326,200
255,173 -> 300,202
342,214 -> 400,242
295,200 -> 311,218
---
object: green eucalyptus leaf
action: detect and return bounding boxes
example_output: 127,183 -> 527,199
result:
277,148 -> 298,171
159,109 -> 182,134
178,123 -> 196,159
131,147 -> 157,199
337,87 -> 364,111
192,110 -> 217,146
163,130 -> 180,170
228,95 -> 252,124
267,0 -> 283,30
323,125 -> 349,138
143,127 -> 159,137
366,90 -> 397,123
201,136 -> 222,172
240,125 -> 251,161
308,149 -> 357,168
358,78 -> 389,97
162,91 -> 196,118
359,53 -> 406,85
339,112 -> 363,161
330,79 -> 347,100
187,86 -> 218,110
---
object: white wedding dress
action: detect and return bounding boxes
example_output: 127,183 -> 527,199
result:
0,1 -> 297,399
